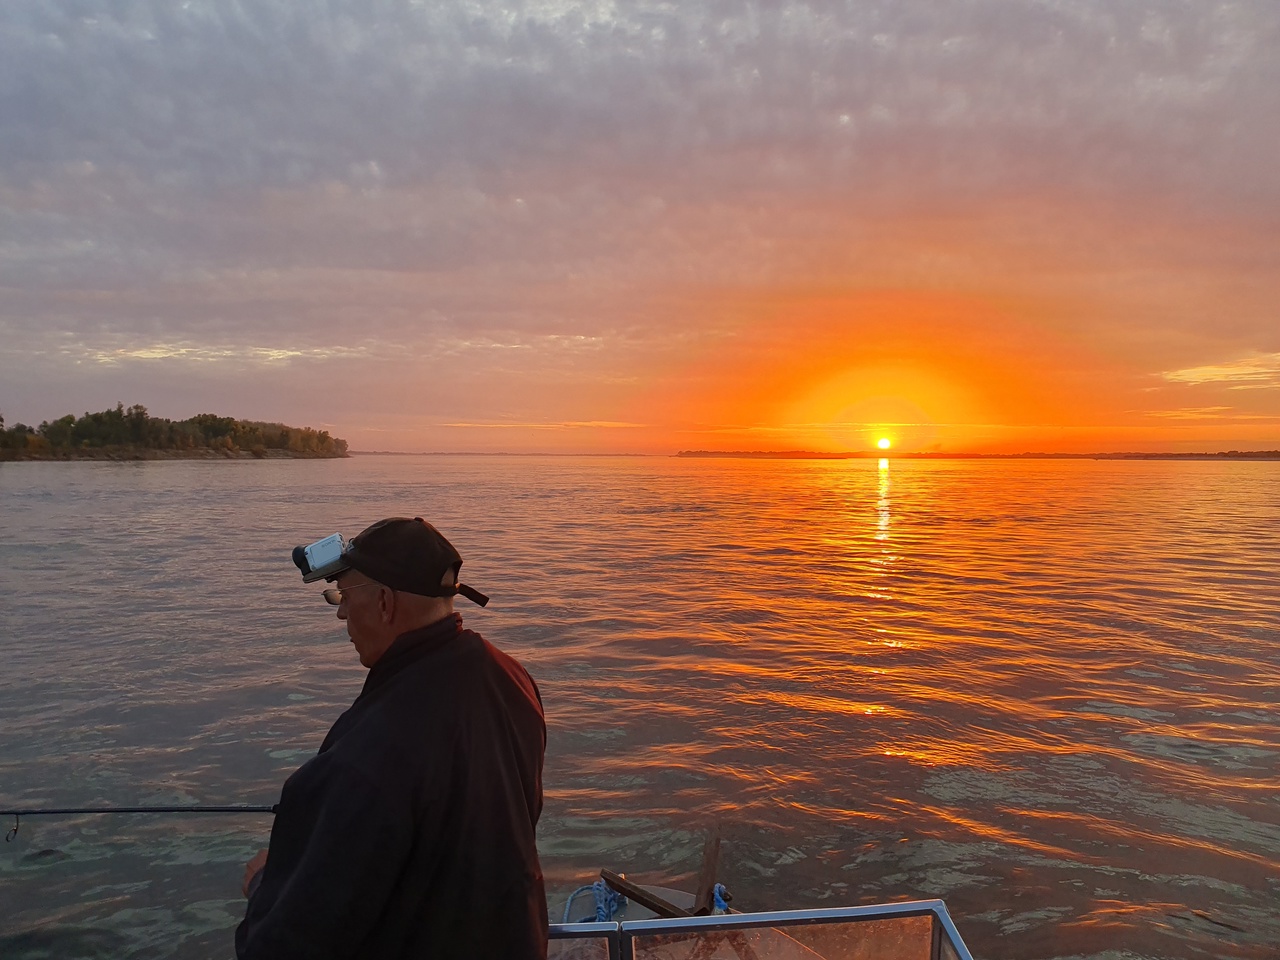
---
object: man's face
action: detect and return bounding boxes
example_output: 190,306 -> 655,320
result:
333,571 -> 392,668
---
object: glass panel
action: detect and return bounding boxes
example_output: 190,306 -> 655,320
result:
548,934 -> 614,960
631,915 -> 936,960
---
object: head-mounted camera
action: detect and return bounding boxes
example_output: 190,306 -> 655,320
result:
291,518 -> 490,606
292,533 -> 351,583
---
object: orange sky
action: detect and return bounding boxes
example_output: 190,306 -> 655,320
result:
611,199 -> 1279,455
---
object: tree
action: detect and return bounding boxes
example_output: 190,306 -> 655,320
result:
39,414 -> 77,449
2,405 -> 348,458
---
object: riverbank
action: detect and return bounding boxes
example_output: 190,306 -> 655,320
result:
0,447 -> 349,462
1,404 -> 349,461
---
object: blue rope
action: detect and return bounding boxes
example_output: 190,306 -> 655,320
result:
562,880 -> 627,923
562,885 -> 594,924
713,883 -> 729,913
592,878 -> 626,921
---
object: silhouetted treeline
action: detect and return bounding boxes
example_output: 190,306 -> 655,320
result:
0,404 -> 348,459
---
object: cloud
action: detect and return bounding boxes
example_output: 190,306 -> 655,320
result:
1143,406 -> 1233,420
1140,407 -> 1280,423
440,420 -> 645,430
87,343 -> 371,365
1162,353 -> 1280,387
6,2 -> 1277,263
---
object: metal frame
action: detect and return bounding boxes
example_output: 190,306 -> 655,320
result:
548,920 -> 622,960
550,899 -> 975,960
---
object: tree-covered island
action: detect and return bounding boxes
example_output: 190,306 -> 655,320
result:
0,404 -> 348,460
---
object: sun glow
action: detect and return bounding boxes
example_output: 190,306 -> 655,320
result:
877,437 -> 892,450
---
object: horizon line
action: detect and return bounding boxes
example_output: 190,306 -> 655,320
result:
350,449 -> 1280,460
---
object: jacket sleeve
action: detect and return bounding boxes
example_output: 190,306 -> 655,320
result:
237,762 -> 415,960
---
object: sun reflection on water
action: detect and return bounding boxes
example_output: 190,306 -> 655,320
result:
876,458 -> 891,540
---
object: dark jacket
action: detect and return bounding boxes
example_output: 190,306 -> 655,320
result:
236,614 -> 548,959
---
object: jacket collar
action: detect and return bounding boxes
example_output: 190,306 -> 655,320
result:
360,613 -> 463,697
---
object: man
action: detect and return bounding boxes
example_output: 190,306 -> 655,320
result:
236,517 -> 547,959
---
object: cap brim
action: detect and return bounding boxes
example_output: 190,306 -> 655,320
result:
301,558 -> 352,583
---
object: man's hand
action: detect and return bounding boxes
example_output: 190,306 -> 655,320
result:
242,848 -> 269,898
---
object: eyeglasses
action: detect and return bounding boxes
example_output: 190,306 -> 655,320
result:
322,582 -> 383,606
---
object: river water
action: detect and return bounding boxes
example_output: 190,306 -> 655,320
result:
1,455 -> 1277,959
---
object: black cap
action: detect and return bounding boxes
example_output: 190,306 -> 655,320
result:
344,517 -> 489,606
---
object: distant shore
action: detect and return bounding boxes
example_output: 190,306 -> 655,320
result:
2,404 -> 349,460
1,447 -> 349,462
676,450 -> 1280,461
13,447 -> 1275,462
345,449 -> 1280,460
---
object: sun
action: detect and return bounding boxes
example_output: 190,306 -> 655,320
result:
877,437 -> 892,450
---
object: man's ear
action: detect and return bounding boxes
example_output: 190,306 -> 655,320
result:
378,586 -> 397,623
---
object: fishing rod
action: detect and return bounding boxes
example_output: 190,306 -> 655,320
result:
2,805 -> 277,842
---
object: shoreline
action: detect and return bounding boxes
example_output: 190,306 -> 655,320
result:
1,448 -> 349,462
675,450 -> 1280,461
8,449 -> 1278,462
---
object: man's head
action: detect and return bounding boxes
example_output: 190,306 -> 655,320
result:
329,565 -> 456,668
292,517 -> 489,668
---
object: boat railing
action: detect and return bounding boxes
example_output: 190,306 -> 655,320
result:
549,898 -> 976,960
